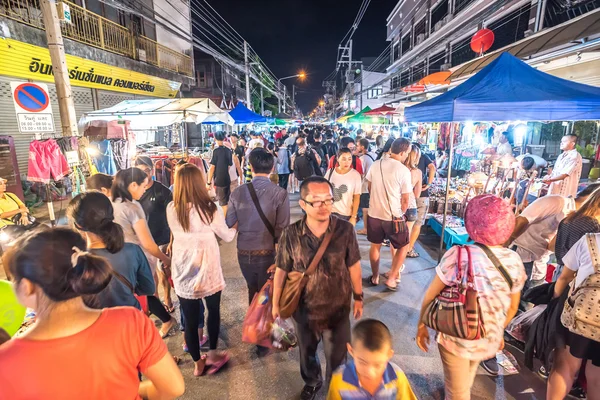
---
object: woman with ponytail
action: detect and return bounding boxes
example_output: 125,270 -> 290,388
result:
67,192 -> 155,310
0,228 -> 185,399
111,168 -> 176,337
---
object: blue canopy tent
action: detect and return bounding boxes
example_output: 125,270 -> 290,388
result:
405,52 -> 600,122
229,103 -> 267,124
404,52 -> 600,260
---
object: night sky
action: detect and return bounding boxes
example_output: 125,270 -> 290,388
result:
208,0 -> 394,113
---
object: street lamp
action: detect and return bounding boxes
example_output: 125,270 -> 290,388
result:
277,70 -> 306,114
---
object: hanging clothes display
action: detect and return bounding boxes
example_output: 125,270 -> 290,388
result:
111,139 -> 129,170
27,139 -> 71,183
90,139 -> 118,175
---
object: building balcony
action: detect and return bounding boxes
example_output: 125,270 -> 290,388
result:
0,0 -> 193,77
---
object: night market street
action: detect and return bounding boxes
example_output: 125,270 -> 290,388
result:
164,194 -> 547,400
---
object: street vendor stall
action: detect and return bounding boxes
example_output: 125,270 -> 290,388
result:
404,52 -> 600,259
80,98 -> 233,154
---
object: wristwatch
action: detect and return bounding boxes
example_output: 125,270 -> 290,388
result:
353,292 -> 364,301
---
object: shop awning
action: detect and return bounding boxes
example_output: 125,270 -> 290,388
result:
404,52 -> 600,122
80,98 -> 234,128
449,8 -> 600,81
336,110 -> 355,122
228,103 -> 267,124
348,106 -> 388,124
364,105 -> 397,116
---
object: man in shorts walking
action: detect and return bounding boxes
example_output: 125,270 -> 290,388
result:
207,131 -> 233,214
365,138 -> 412,291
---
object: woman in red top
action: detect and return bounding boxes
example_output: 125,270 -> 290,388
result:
0,228 -> 184,400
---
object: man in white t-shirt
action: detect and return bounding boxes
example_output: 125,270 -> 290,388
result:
356,138 -> 378,235
506,194 -> 575,309
325,148 -> 362,225
543,134 -> 582,198
365,138 -> 412,291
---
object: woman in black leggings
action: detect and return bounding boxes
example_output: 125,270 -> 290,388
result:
167,164 -> 237,376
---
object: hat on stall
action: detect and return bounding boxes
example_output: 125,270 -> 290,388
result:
464,194 -> 515,246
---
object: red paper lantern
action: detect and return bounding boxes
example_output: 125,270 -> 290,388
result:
471,29 -> 495,54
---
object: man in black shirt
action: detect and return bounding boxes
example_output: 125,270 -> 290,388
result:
312,131 -> 327,174
208,131 -> 233,214
230,133 -> 245,166
321,132 -> 338,166
135,155 -> 174,311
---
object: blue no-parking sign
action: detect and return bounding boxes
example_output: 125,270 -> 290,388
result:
10,82 -> 55,133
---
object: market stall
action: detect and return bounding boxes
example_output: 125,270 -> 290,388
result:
404,52 -> 600,258
80,98 -> 233,152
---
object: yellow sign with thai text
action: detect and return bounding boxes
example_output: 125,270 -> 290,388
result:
0,38 -> 181,98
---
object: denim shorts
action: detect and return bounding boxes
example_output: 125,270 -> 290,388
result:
405,208 -> 418,222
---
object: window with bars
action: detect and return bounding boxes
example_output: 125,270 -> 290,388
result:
428,51 -> 446,73
391,75 -> 401,90
431,0 -> 449,32
393,41 -> 401,61
486,6 -> 530,52
400,70 -> 410,87
454,0 -> 477,15
367,87 -> 383,99
197,65 -> 207,88
412,61 -> 426,83
401,33 -> 412,55
451,35 -> 475,66
414,17 -> 427,41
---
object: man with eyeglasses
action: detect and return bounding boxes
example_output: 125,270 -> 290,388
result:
272,176 -> 364,400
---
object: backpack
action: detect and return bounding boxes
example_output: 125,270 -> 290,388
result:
561,234 -> 600,340
313,143 -> 327,169
293,150 -> 315,181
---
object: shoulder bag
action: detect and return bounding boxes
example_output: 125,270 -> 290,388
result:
422,245 -> 485,340
380,161 -> 407,235
247,182 -> 275,240
561,233 -> 600,340
279,218 -> 337,319
422,244 -> 513,340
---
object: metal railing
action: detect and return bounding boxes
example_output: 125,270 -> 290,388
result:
0,0 -> 193,77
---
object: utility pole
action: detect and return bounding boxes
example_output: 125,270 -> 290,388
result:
260,85 -> 264,115
40,0 -> 78,136
278,81 -> 281,114
283,85 -> 287,113
244,41 -> 251,110
292,85 -> 295,116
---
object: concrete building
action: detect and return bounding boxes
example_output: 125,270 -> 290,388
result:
376,0 -> 600,101
186,49 -> 246,109
0,0 -> 194,176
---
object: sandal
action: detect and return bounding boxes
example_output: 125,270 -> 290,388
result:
384,281 -> 398,292
366,275 -> 379,286
159,318 -> 176,338
206,353 -> 230,375
382,271 -> 401,284
407,249 -> 420,258
162,301 -> 175,314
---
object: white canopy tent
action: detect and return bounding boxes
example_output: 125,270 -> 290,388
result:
79,98 -> 234,129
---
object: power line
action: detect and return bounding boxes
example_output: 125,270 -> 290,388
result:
358,2 -> 535,96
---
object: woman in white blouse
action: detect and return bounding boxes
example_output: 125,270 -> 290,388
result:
548,232 -> 600,400
167,163 -> 236,377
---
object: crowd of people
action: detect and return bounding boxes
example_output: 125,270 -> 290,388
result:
0,125 -> 598,400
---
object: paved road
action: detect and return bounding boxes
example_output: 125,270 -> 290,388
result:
162,193 -> 548,400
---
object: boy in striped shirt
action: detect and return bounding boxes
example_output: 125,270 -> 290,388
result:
327,319 -> 417,400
